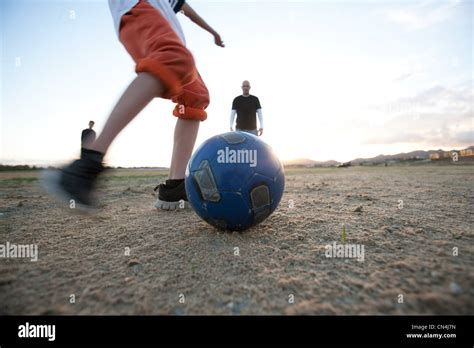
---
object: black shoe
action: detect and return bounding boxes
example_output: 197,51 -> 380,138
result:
154,179 -> 189,210
42,149 -> 105,212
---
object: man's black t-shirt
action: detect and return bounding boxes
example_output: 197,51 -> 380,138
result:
232,95 -> 262,130
81,129 -> 96,146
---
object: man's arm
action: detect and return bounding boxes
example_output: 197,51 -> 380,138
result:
180,3 -> 225,47
230,110 -> 236,131
257,109 -> 263,136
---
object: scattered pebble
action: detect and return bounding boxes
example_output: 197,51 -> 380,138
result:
128,259 -> 141,267
354,205 -> 363,213
449,282 -> 462,295
292,233 -> 305,241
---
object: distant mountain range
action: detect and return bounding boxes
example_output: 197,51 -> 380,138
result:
283,146 -> 474,167
2,147 -> 473,170
282,158 -> 340,167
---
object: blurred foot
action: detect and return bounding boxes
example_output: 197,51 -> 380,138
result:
42,149 -> 105,212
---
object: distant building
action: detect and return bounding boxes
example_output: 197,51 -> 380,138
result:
430,147 -> 474,161
429,151 -> 451,160
430,151 -> 457,160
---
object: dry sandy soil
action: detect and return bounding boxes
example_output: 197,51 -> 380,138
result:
0,165 -> 472,315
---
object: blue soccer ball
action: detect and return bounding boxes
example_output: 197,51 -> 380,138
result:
185,132 -> 285,231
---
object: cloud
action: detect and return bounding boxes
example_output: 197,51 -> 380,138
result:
453,130 -> 474,143
366,127 -> 472,146
365,82 -> 474,146
390,57 -> 427,83
393,71 -> 416,82
377,0 -> 461,30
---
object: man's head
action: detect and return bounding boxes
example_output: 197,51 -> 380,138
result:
89,121 -> 95,129
241,80 -> 251,96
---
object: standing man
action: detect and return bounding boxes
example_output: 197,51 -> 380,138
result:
230,80 -> 263,136
81,120 -> 96,152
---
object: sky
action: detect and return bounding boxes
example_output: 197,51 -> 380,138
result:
1,0 -> 473,167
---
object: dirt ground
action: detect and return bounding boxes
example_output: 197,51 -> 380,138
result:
0,165 -> 472,315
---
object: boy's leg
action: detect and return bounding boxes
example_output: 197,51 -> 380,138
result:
154,72 -> 209,210
89,72 -> 163,154
168,118 -> 200,179
168,71 -> 209,179
42,72 -> 164,210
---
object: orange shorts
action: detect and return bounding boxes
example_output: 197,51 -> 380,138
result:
119,0 -> 209,121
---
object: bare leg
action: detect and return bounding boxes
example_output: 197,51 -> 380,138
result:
88,72 -> 164,154
168,118 -> 200,179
